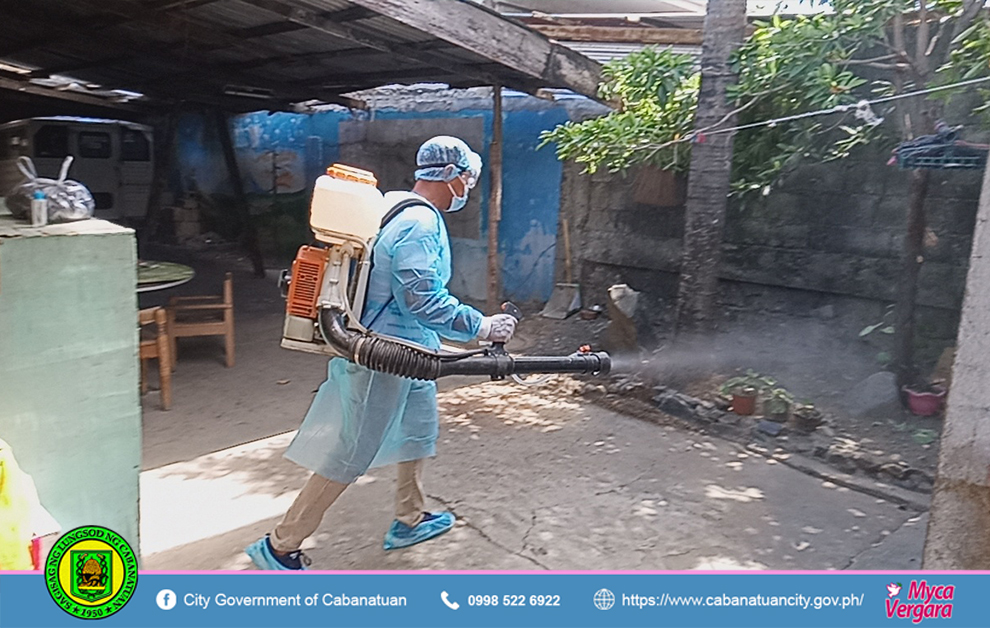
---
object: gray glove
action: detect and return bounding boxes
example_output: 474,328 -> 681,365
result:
478,314 -> 517,343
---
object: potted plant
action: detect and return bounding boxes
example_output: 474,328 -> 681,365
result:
792,402 -> 824,433
902,382 -> 947,416
730,385 -> 758,416
764,388 -> 794,423
719,371 -> 769,416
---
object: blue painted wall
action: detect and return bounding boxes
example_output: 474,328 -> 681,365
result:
499,106 -> 569,302
175,90 -> 579,304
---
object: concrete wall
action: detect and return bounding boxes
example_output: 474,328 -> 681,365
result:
561,143 -> 984,358
0,219 -> 141,551
338,116 -> 488,300
174,86 -> 597,305
924,158 -> 990,569
923,158 -> 990,569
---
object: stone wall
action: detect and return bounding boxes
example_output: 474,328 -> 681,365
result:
559,143 -> 985,352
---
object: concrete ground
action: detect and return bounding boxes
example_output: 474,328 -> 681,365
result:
138,252 -> 928,571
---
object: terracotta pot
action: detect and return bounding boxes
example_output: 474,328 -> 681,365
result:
731,392 -> 757,416
903,386 -> 946,416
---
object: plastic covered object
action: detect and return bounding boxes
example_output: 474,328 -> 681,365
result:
7,156 -> 95,223
0,438 -> 42,570
890,122 -> 989,170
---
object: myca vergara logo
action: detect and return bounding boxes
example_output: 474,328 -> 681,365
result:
45,526 -> 138,620
885,580 -> 954,624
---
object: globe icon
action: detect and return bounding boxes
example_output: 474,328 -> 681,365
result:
594,588 -> 615,611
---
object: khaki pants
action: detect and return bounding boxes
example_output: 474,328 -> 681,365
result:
270,459 -> 425,553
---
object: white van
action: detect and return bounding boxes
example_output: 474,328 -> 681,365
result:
0,117 -> 154,223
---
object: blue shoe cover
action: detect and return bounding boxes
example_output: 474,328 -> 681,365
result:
245,536 -> 310,570
383,511 -> 455,550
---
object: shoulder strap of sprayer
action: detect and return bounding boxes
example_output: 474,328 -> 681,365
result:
362,197 -> 440,330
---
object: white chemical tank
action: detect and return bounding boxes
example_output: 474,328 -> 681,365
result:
309,164 -> 385,245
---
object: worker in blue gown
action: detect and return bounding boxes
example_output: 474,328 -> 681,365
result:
247,136 -> 517,570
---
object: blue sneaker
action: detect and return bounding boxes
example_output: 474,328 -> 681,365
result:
383,511 -> 456,550
245,535 -> 311,571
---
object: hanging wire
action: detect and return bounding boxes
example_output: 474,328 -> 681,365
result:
639,75 -> 990,153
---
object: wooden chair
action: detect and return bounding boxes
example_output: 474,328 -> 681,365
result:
139,307 -> 172,410
166,272 -> 235,368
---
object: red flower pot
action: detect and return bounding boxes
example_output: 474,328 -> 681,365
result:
903,386 -> 946,416
731,392 -> 757,416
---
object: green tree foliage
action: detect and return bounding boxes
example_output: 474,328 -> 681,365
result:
539,48 -> 699,174
540,0 -> 990,195
938,14 -> 990,119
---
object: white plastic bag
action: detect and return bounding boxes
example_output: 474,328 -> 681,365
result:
7,156 -> 95,223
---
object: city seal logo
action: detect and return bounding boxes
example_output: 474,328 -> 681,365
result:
45,526 -> 138,620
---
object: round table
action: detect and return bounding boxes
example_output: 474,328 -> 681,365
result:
137,261 -> 195,293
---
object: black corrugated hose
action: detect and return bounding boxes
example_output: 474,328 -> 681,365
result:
318,307 -> 610,382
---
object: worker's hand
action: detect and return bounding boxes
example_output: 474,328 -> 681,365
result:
478,314 -> 517,343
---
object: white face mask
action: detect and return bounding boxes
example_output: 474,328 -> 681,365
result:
446,182 -> 468,212
445,172 -> 476,213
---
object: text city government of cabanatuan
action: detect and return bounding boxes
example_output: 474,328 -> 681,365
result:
181,593 -> 408,609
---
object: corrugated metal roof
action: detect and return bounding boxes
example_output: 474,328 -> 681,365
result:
290,0 -> 355,13
184,1 -> 279,28
359,15 -> 436,44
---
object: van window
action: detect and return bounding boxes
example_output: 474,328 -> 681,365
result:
121,129 -> 151,161
79,132 -> 112,159
34,125 -> 69,158
91,192 -> 114,209
0,130 -> 26,160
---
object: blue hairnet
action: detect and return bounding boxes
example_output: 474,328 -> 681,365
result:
414,136 -> 482,182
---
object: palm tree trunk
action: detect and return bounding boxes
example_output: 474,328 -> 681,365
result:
891,95 -> 938,389
675,0 -> 748,335
894,169 -> 930,389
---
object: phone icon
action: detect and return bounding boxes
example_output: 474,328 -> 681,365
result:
441,591 -> 460,610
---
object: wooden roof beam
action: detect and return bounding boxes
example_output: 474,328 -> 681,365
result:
220,46 -> 371,72
640,17 -> 684,29
344,0 -> 602,97
127,61 -> 369,109
18,37 -> 368,111
529,24 -> 703,45
4,0 -> 314,67
225,7 -> 378,40
239,0 -> 500,85
0,0 -> 222,58
12,4 -> 377,103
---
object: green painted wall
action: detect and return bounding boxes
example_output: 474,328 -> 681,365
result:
0,218 -> 141,552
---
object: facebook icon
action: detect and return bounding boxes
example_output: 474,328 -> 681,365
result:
156,589 -> 177,610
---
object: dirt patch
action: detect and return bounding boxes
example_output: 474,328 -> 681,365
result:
514,308 -> 942,491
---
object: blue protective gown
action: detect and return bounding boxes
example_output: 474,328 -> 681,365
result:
284,191 -> 483,483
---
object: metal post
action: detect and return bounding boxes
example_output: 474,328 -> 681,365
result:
215,109 -> 266,277
487,83 -> 503,313
140,107 -> 179,250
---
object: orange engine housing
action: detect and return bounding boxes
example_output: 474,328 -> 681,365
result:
286,246 -> 330,319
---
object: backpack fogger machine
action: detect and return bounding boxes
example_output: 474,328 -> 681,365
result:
279,164 -> 611,382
